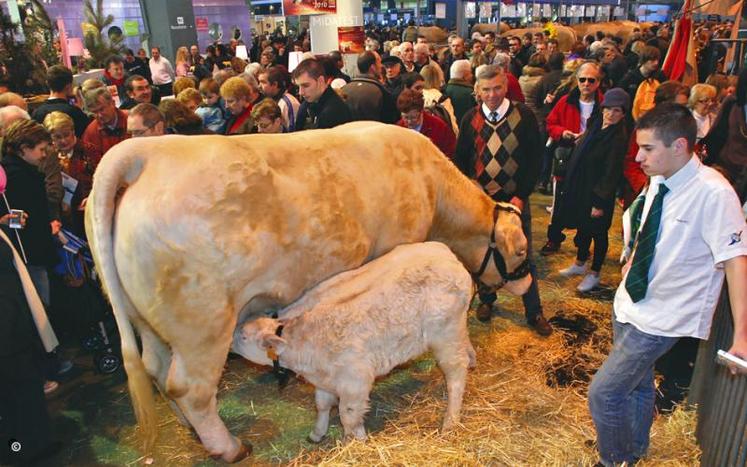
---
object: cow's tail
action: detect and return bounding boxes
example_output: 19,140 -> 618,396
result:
85,150 -> 157,452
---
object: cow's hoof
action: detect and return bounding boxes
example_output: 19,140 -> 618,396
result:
210,441 -> 253,463
307,432 -> 325,443
229,442 -> 253,463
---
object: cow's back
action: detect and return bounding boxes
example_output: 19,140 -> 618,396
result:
107,123 -> 453,320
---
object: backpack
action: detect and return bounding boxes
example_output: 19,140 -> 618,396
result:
425,95 -> 455,134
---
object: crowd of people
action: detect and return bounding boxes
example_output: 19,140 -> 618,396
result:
1,18 -> 746,467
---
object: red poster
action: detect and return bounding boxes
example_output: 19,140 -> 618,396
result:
195,17 -> 209,32
338,26 -> 365,54
282,0 -> 336,16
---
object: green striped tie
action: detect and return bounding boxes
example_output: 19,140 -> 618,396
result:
625,184 -> 670,303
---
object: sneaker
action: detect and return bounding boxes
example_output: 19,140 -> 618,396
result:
43,380 -> 59,395
540,241 -> 560,255
577,273 -> 601,292
57,359 -> 74,376
559,262 -> 587,277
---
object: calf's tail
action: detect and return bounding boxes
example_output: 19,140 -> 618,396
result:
84,148 -> 157,452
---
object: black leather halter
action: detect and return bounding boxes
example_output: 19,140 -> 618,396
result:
472,203 -> 531,289
271,324 -> 292,389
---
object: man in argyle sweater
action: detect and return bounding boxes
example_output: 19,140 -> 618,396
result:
454,64 -> 552,336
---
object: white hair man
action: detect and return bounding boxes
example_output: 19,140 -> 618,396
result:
490,52 -> 526,103
0,105 -> 30,136
444,59 -> 475,125
413,42 -> 431,73
453,64 -> 551,335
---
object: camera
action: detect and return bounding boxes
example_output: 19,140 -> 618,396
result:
8,209 -> 25,229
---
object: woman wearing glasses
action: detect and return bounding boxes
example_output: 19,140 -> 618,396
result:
688,83 -> 717,142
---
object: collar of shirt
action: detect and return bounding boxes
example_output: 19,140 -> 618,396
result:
651,154 -> 699,194
482,99 -> 510,122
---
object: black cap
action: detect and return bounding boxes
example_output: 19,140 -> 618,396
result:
382,55 -> 404,68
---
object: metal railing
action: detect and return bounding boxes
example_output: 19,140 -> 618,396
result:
689,287 -> 747,467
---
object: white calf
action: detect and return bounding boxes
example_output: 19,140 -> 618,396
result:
232,242 -> 476,442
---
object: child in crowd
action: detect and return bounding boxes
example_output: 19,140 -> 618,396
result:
196,78 -> 226,134
176,88 -> 202,114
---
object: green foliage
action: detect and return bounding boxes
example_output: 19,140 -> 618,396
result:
82,0 -> 124,68
23,0 -> 60,68
0,8 -> 47,94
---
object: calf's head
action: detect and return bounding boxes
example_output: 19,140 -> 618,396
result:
475,203 -> 532,295
232,317 -> 288,366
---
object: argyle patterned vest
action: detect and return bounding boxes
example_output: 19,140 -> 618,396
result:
470,103 -> 523,198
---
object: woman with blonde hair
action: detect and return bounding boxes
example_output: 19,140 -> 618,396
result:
42,112 -> 95,235
175,46 -> 191,78
420,63 -> 459,136
687,83 -> 717,142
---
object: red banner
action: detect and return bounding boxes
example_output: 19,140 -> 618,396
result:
282,0 -> 336,16
195,17 -> 209,32
338,26 -> 365,54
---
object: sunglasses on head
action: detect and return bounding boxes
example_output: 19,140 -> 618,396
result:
578,77 -> 597,84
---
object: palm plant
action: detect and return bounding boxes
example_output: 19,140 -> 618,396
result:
82,0 -> 124,68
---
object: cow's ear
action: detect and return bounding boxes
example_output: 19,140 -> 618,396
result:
261,333 -> 287,354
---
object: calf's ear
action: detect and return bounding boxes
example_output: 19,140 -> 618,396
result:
261,333 -> 287,354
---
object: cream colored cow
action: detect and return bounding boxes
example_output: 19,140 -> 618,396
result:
85,122 -> 531,462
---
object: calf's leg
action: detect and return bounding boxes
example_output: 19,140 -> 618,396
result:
337,371 -> 373,441
309,388 -> 338,443
432,336 -> 469,431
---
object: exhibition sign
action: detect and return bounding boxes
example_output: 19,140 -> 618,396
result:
283,0 -> 336,16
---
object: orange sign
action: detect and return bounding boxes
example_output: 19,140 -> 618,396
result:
282,0 -> 336,16
338,26 -> 365,54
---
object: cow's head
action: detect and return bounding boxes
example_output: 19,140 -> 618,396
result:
232,317 -> 287,366
473,202 -> 532,295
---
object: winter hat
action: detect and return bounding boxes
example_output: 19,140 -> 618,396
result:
602,88 -> 630,113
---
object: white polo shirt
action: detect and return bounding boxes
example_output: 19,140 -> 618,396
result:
615,156 -> 747,339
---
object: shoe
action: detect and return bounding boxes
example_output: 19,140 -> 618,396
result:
540,241 -> 560,255
577,273 -> 601,292
476,303 -> 493,322
528,315 -> 552,336
43,380 -> 59,395
559,262 -> 587,277
57,359 -> 74,376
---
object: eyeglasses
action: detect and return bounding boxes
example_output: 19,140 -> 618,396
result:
578,77 -> 597,84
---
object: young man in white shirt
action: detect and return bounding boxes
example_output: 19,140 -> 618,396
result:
588,103 -> 747,466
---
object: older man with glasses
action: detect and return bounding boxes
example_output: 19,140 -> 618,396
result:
542,61 -> 603,256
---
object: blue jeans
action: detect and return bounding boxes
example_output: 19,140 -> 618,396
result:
588,318 -> 679,465
479,197 -> 542,321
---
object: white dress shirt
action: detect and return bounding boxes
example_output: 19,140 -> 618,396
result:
482,99 -> 510,123
615,156 -> 747,339
149,57 -> 175,85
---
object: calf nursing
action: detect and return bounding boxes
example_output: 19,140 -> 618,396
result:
233,242 -> 476,442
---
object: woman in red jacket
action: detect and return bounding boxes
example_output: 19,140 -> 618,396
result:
396,88 -> 456,159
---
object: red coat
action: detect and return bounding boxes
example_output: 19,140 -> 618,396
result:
81,108 -> 130,172
622,130 -> 647,201
545,88 -> 603,141
397,112 -> 456,159
506,73 -> 525,104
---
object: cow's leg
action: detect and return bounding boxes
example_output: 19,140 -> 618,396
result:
432,336 -> 469,432
337,372 -> 372,442
167,331 -> 250,462
139,325 -> 190,427
309,388 -> 338,443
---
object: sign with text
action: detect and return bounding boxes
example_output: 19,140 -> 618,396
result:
338,26 -> 365,54
283,0 -> 336,16
435,3 -> 446,19
195,17 -> 209,32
